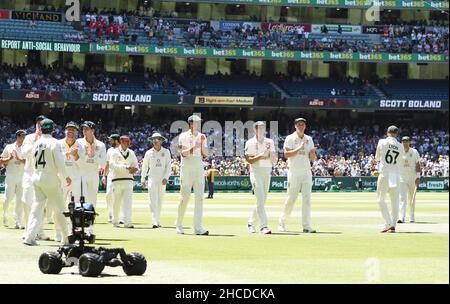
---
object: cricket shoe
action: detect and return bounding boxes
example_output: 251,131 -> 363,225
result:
108,215 -> 113,223
152,224 -> 161,229
14,223 -> 24,229
2,216 -> 8,227
54,232 -> 62,243
124,224 -> 134,229
260,227 -> 272,235
410,217 -> 415,223
278,222 -> 286,232
387,227 -> 396,233
176,226 -> 185,235
36,233 -> 50,241
397,219 -> 405,224
380,226 -> 395,233
195,229 -> 209,236
303,228 -> 317,233
247,223 -> 256,234
23,240 -> 39,246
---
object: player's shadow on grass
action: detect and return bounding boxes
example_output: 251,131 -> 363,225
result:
396,231 -> 432,234
96,238 -> 129,242
409,221 -> 438,224
185,233 -> 236,237
271,232 -> 302,236
285,231 -> 342,235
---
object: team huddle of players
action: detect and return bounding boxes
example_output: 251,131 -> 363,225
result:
0,114 -> 420,245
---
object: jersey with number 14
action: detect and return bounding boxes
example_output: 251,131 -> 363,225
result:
375,137 -> 404,174
32,134 -> 69,179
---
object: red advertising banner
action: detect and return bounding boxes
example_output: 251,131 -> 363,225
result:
303,98 -> 347,107
21,90 -> 61,102
0,9 -> 10,19
261,22 -> 311,33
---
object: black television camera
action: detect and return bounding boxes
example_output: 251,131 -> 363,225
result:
64,194 -> 97,244
38,183 -> 147,277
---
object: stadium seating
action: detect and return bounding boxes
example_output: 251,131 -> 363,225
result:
0,19 -> 84,42
380,80 -> 449,100
278,79 -> 379,99
180,75 -> 277,96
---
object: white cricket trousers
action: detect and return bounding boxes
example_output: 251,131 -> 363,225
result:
21,172 -> 40,235
176,167 -> 205,232
280,172 -> 313,230
148,176 -> 166,225
377,173 -> 400,228
84,173 -> 99,206
399,175 -> 416,221
249,168 -> 271,230
3,174 -> 25,226
112,181 -> 133,226
105,176 -> 113,217
24,174 -> 68,244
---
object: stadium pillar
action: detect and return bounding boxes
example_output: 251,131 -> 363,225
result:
315,61 -> 329,78
347,62 -> 359,78
73,53 -> 85,70
407,63 -> 422,79
310,7 -> 326,23
13,0 -> 29,10
160,2 -> 176,14
263,6 -> 281,22
348,9 -> 362,25
1,49 -> 27,66
274,60 -> 288,75
40,51 -> 58,67
247,59 -> 262,76
205,58 -> 230,75
400,10 -> 430,24
144,55 -> 161,72
174,57 -> 187,74
197,3 -> 212,20
431,64 -> 449,79
211,4 -> 226,20
376,63 -> 389,79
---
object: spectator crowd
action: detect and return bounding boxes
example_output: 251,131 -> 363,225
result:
1,115 -> 448,178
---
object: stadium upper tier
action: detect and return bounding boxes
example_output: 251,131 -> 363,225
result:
0,19 -> 83,42
277,79 -> 379,99
380,80 -> 449,100
0,16 -> 448,56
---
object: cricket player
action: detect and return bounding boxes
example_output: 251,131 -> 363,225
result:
375,125 -> 404,233
21,115 -> 49,240
141,132 -> 171,228
58,122 -> 86,203
279,118 -> 317,233
0,130 -> 26,228
109,135 -> 138,228
76,121 -> 107,206
398,136 -> 421,223
245,121 -> 277,235
102,134 -> 120,223
176,115 -> 209,235
23,119 -> 72,246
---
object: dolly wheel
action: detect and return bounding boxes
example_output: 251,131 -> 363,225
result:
123,252 -> 147,276
78,253 -> 105,277
39,252 -> 63,274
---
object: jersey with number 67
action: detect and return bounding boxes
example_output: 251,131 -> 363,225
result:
32,134 -> 69,180
375,137 -> 404,174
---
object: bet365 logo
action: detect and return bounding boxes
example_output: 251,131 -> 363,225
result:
65,0 -> 80,22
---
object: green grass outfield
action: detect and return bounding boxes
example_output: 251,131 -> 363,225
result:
0,192 -> 448,284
